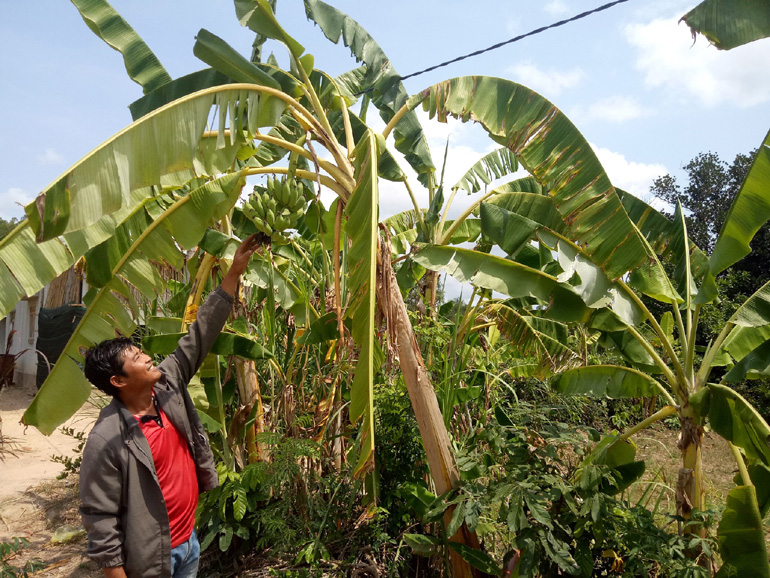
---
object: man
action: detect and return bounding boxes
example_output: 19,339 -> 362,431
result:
79,234 -> 260,578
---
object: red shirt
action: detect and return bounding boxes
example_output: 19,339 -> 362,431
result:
135,405 -> 198,548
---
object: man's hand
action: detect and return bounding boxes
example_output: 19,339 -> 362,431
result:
103,567 -> 127,578
220,234 -> 261,296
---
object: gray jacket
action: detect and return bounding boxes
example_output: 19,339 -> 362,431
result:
79,287 -> 233,578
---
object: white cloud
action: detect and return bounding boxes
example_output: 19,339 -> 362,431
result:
591,145 -> 668,204
0,188 -> 33,219
507,61 -> 584,98
544,0 -> 570,16
575,95 -> 652,124
626,15 -> 770,108
37,148 -> 64,166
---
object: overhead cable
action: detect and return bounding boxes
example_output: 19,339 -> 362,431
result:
359,0 -> 633,93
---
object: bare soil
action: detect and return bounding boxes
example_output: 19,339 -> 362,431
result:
0,381 -> 101,577
633,422 -> 737,513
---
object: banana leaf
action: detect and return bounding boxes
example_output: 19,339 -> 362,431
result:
25,84 -> 286,242
303,0 -> 435,186
617,189 -> 709,286
235,0 -> 305,59
727,277 -> 770,327
683,0 -> 770,50
715,485 -> 770,577
539,230 -> 643,326
451,148 -> 518,195
413,245 -> 591,323
722,339 -> 770,383
193,29 -> 281,91
480,203 -> 540,257
690,383 -> 770,464
724,323 -> 770,362
698,131 -> 770,303
486,190 -> 566,234
345,130 -> 383,478
70,0 -> 171,94
22,173 -> 246,434
143,331 -> 270,360
487,303 -> 577,374
411,76 -> 678,303
552,365 -> 675,404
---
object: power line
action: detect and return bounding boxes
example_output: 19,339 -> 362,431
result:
359,0 -> 633,93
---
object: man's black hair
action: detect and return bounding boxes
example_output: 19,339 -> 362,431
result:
83,337 -> 135,397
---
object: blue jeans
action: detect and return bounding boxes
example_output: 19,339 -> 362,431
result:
170,529 -> 200,578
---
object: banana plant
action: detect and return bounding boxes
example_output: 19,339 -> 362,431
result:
393,74 -> 770,574
10,2 -> 489,573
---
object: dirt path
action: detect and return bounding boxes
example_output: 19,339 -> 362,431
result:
0,382 -> 101,577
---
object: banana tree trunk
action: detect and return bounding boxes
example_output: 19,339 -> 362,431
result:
376,238 -> 479,578
678,409 -> 705,536
234,358 -> 265,463
421,269 -> 440,317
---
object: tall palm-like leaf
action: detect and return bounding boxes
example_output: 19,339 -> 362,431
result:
303,0 -> 435,186
70,0 -> 171,93
683,0 -> 770,50
344,131 -> 382,477
408,76 -> 678,303
26,83 -> 289,242
23,173 -> 246,434
697,130 -> 770,302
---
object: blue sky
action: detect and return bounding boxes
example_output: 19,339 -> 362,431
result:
3,0 -> 770,223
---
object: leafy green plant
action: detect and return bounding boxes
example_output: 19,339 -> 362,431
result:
50,426 -> 86,479
403,405 -> 719,577
0,538 -> 45,578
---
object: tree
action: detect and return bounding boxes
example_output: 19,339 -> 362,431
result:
650,151 -> 752,254
0,217 -> 21,242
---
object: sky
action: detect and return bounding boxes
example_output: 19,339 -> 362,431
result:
2,0 -> 770,227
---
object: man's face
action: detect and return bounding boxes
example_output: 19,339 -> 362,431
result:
111,345 -> 162,395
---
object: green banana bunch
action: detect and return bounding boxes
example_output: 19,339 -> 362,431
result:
241,177 -> 311,239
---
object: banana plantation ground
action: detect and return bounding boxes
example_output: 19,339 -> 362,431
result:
0,379 -> 746,577
3,0 -> 770,577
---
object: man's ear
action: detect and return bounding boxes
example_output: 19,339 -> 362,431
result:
110,374 -> 126,389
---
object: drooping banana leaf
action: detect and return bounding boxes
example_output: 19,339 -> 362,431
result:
539,230 -> 643,326
724,323 -> 770,363
143,331 -> 270,360
487,303 -> 577,375
690,382 -> 770,464
25,84 -> 288,242
480,203 -> 540,257
193,29 -> 282,91
617,189 -> 709,286
70,0 -> 171,94
698,131 -> 770,303
486,190 -> 566,234
602,331 -> 660,374
715,485 -> 770,578
727,277 -> 770,327
344,130 -> 383,478
235,0 -> 305,59
411,76 -> 678,303
413,245 -> 592,323
551,365 -> 675,404
303,0 -> 435,186
722,339 -> 770,382
683,0 -> 770,50
0,186 -> 166,319
451,148 -> 519,195
22,173 -> 246,435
